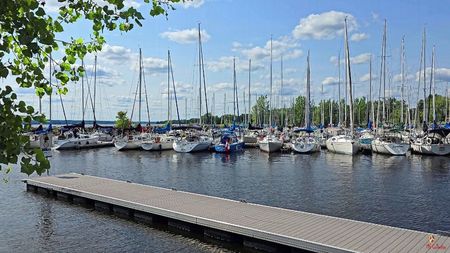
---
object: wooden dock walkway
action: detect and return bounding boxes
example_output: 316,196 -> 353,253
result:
24,173 -> 449,253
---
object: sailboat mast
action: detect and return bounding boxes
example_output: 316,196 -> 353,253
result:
369,55 -> 373,127
49,53 -> 52,122
81,59 -> 85,123
305,50 -> 311,128
321,83 -> 324,126
233,57 -> 236,123
432,46 -> 436,123
93,55 -> 97,123
382,19 -> 387,126
248,59 -> 251,125
281,55 -> 284,127
198,23 -> 202,125
415,32 -> 424,128
422,28 -> 427,124
338,53 -> 342,126
344,18 -> 354,135
269,35 -> 273,127
400,37 -> 405,124
168,50 -> 171,123
138,48 -> 142,124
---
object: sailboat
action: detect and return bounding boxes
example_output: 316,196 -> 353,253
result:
411,46 -> 450,155
371,20 -> 409,156
114,48 -> 150,151
258,36 -> 282,153
214,58 -> 245,153
54,59 -> 101,150
292,51 -> 320,153
173,23 -> 213,153
326,18 -> 360,155
142,50 -> 179,151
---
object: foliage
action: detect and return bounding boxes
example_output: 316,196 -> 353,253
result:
0,0 -> 180,175
115,111 -> 130,129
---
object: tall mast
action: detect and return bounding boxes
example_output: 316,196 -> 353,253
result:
338,52 -> 342,126
138,49 -> 142,124
248,59 -> 251,125
233,57 -> 236,123
269,35 -> 273,127
431,46 -> 436,123
400,36 -> 405,124
198,23 -> 202,125
93,55 -> 97,124
321,83 -> 324,126
167,50 -> 171,123
281,55 -> 284,126
382,19 -> 387,126
330,98 -> 333,126
305,50 -> 311,128
81,59 -> 85,123
344,17 -> 354,136
415,30 -> 424,127
422,28 -> 427,124
369,55 -> 373,127
49,53 -> 52,123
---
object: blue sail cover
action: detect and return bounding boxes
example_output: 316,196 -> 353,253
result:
154,123 -> 171,134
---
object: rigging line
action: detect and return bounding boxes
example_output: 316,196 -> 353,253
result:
169,51 -> 181,125
199,34 -> 209,125
141,57 -> 151,126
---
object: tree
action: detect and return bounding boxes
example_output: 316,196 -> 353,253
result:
115,111 -> 130,129
0,0 -> 180,175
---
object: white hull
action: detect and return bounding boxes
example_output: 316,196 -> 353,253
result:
173,139 -> 212,153
54,136 -> 100,150
114,137 -> 143,151
411,143 -> 450,156
258,140 -> 282,153
326,136 -> 359,155
292,142 -> 320,153
371,140 -> 409,156
142,141 -> 173,151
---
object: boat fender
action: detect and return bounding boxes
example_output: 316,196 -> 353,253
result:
426,138 -> 432,145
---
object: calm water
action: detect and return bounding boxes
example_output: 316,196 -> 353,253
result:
1,148 -> 449,252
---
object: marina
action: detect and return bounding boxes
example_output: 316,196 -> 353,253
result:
24,173 -> 450,253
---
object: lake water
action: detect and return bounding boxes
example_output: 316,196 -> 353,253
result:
1,148 -> 449,252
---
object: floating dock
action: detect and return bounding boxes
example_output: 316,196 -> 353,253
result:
24,173 -> 449,253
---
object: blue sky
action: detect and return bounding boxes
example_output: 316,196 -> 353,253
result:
3,0 -> 450,122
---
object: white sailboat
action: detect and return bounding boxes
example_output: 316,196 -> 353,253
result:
371,20 -> 409,156
292,50 -> 320,153
114,48 -> 150,151
326,18 -> 360,155
258,36 -> 282,153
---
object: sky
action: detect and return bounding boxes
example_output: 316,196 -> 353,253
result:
3,0 -> 450,122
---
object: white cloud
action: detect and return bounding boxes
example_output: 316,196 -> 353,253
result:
176,0 -> 205,9
97,44 -> 133,64
209,82 -> 233,93
292,11 -> 357,40
141,57 -> 168,74
322,76 -> 340,86
415,67 -> 450,82
206,56 -> 264,72
350,53 -> 372,65
350,33 -> 369,42
330,53 -> 371,65
236,36 -> 302,62
359,73 -> 377,82
160,28 -> 210,44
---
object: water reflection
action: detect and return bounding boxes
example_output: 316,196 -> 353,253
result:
38,202 -> 55,252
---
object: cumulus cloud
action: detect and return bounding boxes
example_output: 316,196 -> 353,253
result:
176,0 -> 205,8
160,28 -> 210,44
206,56 -> 264,73
359,73 -> 378,82
350,33 -> 369,42
235,36 -> 303,62
415,67 -> 450,82
322,77 -> 340,86
292,11 -> 357,40
330,53 -> 371,65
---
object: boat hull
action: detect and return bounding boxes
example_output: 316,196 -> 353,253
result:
292,142 -> 320,153
371,141 -> 409,156
411,143 -> 450,156
214,141 -> 245,153
326,137 -> 359,155
258,141 -> 282,153
54,137 -> 100,150
141,141 -> 173,151
173,140 -> 212,153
